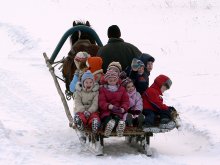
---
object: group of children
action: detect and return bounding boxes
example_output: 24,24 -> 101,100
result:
70,51 -> 179,141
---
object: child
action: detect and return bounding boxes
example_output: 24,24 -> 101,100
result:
129,58 -> 149,95
100,61 -> 123,85
86,56 -> 104,84
142,74 -> 180,129
69,51 -> 90,93
99,70 -> 129,137
121,77 -> 144,128
74,70 -> 100,136
139,53 -> 155,73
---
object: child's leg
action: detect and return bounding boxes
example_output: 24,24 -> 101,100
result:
88,112 -> 101,133
102,116 -> 116,137
113,115 -> 125,137
74,112 -> 87,131
142,110 -> 156,126
125,113 -> 133,126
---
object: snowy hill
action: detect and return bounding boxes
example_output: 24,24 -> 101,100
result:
1,0 -> 220,164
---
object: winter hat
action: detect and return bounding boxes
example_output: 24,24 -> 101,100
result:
139,53 -> 155,64
104,70 -> 119,81
121,77 -> 133,87
81,70 -> 94,84
86,57 -> 103,73
107,61 -> 122,74
154,74 -> 172,89
107,25 -> 121,38
74,51 -> 90,62
131,58 -> 145,70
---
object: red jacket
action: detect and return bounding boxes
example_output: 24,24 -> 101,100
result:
99,85 -> 129,119
142,75 -> 170,111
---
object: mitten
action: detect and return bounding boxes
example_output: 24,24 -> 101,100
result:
110,106 -> 120,113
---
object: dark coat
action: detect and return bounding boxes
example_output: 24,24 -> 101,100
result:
97,38 -> 142,72
129,70 -> 150,95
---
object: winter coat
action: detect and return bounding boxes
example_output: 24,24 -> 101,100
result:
128,89 -> 143,111
129,70 -> 149,95
142,75 -> 169,112
98,85 -> 130,119
74,82 -> 99,113
97,38 -> 142,72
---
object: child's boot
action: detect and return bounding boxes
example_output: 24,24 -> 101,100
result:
74,114 -> 84,131
92,118 -> 100,133
104,119 -> 115,137
116,120 -> 125,137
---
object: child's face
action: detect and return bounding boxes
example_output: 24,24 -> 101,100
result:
107,77 -> 118,85
83,78 -> 94,91
108,68 -> 120,76
161,85 -> 168,93
126,82 -> 135,93
146,62 -> 153,72
137,66 -> 145,75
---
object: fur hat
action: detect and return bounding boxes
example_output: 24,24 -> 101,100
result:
131,58 -> 145,70
104,70 -> 119,81
74,51 -> 90,62
81,70 -> 94,84
107,61 -> 122,74
121,77 -> 133,87
107,25 -> 121,38
86,57 -> 103,73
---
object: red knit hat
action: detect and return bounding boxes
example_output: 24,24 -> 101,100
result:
86,57 -> 103,73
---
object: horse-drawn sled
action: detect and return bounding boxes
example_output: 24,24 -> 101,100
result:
43,21 -> 179,156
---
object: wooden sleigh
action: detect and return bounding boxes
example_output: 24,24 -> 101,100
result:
43,25 -> 178,156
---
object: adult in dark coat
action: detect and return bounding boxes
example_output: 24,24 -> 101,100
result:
97,25 -> 142,73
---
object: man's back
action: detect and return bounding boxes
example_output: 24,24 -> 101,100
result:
97,25 -> 142,72
98,38 -> 142,72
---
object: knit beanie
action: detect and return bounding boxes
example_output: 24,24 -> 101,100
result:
107,25 -> 121,38
81,70 -> 94,84
104,70 -> 119,81
121,77 -> 133,87
107,61 -> 122,74
131,58 -> 145,70
74,51 -> 90,62
86,57 -> 103,73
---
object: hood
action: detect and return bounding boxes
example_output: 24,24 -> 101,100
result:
151,75 -> 172,92
139,53 -> 155,64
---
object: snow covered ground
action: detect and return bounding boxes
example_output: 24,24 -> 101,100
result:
1,0 -> 220,164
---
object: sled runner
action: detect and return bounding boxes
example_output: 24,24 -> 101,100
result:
43,23 -> 179,156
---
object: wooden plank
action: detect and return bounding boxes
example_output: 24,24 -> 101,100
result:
43,52 -> 74,127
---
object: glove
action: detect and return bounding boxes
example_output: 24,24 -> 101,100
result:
110,106 -> 125,114
84,111 -> 91,119
168,106 -> 178,120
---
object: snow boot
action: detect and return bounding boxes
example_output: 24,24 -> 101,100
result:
159,118 -> 176,130
116,120 -> 125,137
92,118 -> 100,133
104,119 -> 115,137
74,115 -> 84,131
